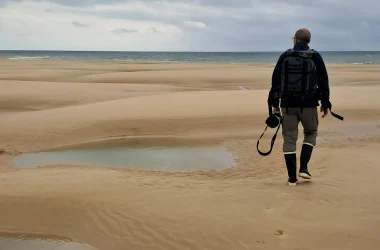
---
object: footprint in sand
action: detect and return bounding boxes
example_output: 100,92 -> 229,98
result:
265,207 -> 275,214
274,230 -> 284,236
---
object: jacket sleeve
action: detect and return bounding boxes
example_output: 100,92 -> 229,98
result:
314,51 -> 330,104
268,52 -> 286,107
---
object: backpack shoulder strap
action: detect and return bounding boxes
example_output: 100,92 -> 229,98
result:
310,49 -> 317,60
285,48 -> 293,56
306,48 -> 316,55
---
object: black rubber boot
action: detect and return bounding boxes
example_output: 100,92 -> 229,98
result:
284,153 -> 297,186
300,144 -> 313,179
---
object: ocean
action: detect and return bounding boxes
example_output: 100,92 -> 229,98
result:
0,50 -> 378,64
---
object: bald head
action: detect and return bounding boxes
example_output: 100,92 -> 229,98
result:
295,28 -> 311,44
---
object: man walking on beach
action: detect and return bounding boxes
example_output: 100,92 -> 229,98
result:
267,28 -> 332,186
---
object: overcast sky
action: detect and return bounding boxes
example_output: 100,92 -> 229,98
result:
0,0 -> 378,51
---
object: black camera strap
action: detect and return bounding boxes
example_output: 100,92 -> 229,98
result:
330,109 -> 344,121
256,122 -> 282,156
257,107 -> 283,156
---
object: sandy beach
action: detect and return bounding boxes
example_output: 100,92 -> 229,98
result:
0,58 -> 379,250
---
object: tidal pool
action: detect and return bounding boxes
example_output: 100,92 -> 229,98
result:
0,235 -> 98,250
13,146 -> 235,172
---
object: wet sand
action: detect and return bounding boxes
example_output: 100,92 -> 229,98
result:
0,58 -> 380,250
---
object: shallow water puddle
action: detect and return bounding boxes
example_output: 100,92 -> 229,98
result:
13,146 -> 235,172
238,86 -> 249,90
344,81 -> 380,87
0,235 -> 98,250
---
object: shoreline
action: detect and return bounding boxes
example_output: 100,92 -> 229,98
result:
0,54 -> 378,66
1,58 -> 378,65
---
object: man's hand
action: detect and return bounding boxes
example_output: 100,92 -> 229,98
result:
273,107 -> 280,114
320,99 -> 332,118
320,106 -> 329,118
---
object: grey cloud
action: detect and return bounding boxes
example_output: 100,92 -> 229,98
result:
72,21 -> 89,28
34,0 -> 123,7
33,0 -> 252,7
197,0 -> 252,8
0,0 -> 13,7
1,0 -> 379,51
54,0 -> 380,50
92,9 -> 182,25
147,27 -> 160,33
112,28 -> 139,34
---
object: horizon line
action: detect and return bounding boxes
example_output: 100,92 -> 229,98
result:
0,49 -> 379,53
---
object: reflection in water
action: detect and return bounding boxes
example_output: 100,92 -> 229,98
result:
13,146 -> 235,172
0,234 -> 98,250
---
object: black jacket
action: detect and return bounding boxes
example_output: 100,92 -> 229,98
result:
268,42 -> 330,108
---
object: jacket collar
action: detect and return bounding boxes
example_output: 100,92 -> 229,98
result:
293,42 -> 310,51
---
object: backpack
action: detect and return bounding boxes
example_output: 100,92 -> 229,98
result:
280,49 -> 318,104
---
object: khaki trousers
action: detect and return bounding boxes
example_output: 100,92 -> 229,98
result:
281,107 -> 319,153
